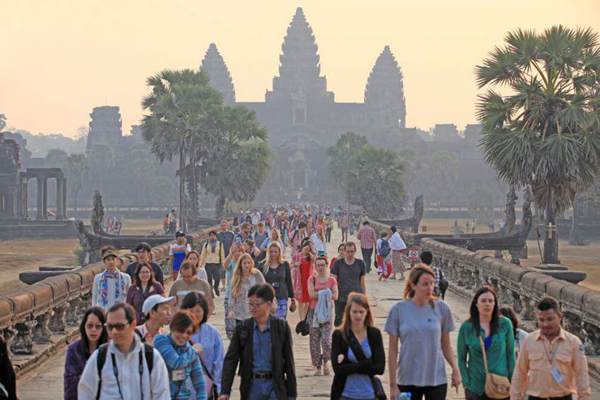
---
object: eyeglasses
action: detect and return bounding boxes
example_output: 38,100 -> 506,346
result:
86,323 -> 103,330
139,270 -> 151,275
248,301 -> 267,309
105,322 -> 130,331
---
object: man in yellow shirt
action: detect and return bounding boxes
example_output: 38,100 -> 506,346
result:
510,296 -> 591,400
200,230 -> 226,297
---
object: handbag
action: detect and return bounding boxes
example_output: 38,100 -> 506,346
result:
295,315 -> 310,336
199,356 -> 220,400
347,332 -> 387,400
478,335 -> 510,399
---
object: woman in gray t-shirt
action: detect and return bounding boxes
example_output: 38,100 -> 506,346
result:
384,264 -> 461,400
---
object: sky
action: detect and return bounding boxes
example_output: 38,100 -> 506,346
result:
1,0 -> 600,138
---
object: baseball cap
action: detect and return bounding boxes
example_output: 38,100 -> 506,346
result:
102,249 -> 119,260
175,230 -> 186,237
142,295 -> 176,315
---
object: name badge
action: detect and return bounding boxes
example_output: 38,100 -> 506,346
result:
551,366 -> 564,383
172,369 -> 186,382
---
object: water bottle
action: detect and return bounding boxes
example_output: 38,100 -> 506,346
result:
398,392 -> 412,400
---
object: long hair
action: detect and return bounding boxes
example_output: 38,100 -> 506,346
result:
185,250 -> 201,268
499,305 -> 519,339
403,264 -> 436,309
338,292 -> 374,341
231,253 -> 258,299
79,307 -> 108,358
134,262 -> 155,290
270,228 -> 281,243
468,286 -> 500,336
266,242 -> 284,265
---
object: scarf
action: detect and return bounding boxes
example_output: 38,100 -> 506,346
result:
209,239 -> 217,253
99,269 -> 126,309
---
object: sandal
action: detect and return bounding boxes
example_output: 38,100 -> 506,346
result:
314,367 -> 323,376
323,364 -> 330,375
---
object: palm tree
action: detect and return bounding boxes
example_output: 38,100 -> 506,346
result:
476,26 -> 600,263
141,69 -> 223,226
327,132 -> 369,189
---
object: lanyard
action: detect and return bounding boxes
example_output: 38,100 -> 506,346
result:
110,350 -> 145,400
543,339 -> 561,365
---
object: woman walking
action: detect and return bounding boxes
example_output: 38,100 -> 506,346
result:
180,250 -> 208,281
457,287 -> 515,400
222,242 -> 245,339
499,306 -> 528,359
308,255 -> 338,376
154,311 -> 207,400
331,293 -> 385,400
260,242 -> 296,320
227,254 -> 265,324
126,262 -> 165,325
292,241 -> 315,321
64,307 -> 108,400
310,225 -> 327,255
385,265 -> 461,400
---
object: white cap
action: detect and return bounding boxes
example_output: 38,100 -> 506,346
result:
142,295 -> 175,315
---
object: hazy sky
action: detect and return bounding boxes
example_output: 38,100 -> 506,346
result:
1,0 -> 600,138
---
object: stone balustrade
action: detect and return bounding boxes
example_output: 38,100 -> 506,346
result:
6,228 -> 212,375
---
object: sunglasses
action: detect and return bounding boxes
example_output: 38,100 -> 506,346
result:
85,323 -> 104,331
105,322 -> 130,331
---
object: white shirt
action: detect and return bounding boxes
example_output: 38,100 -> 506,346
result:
91,271 -> 132,310
310,233 -> 327,253
390,232 -> 407,251
78,335 -> 170,400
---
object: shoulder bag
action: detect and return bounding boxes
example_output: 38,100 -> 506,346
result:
347,332 -> 386,400
478,335 -> 510,399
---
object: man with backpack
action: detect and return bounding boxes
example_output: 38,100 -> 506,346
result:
200,230 -> 226,297
77,302 -> 170,400
376,231 -> 392,281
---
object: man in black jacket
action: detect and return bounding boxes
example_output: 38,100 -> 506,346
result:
219,283 -> 297,400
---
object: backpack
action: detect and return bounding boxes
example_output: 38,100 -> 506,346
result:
379,238 -> 391,258
95,342 -> 154,400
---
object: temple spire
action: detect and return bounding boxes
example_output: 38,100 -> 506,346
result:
364,45 -> 407,128
200,43 -> 236,106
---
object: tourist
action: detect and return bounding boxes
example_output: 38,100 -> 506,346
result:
181,250 -> 208,281
169,209 -> 178,235
126,262 -> 165,325
340,211 -> 350,242
348,213 -> 356,236
251,209 -> 261,226
292,241 -> 315,321
325,213 -> 334,243
331,293 -> 385,400
259,228 -> 284,260
170,231 -> 191,281
125,242 -> 165,287
235,223 -> 251,244
91,246 -> 131,310
64,307 -> 108,400
137,294 -> 175,345
222,242 -> 245,339
219,283 -> 297,400
499,306 -> 528,358
330,243 -> 345,270
253,221 -> 269,250
153,311 -> 207,400
181,292 -> 224,399
308,255 -> 338,376
310,224 -> 327,255
228,254 -> 266,325
510,296 -> 591,400
278,219 -> 290,254
243,238 -> 262,267
419,251 -> 446,298
260,242 -> 296,320
357,210 -> 369,227
389,226 -> 407,280
200,230 -> 225,297
356,221 -> 376,273
77,303 -> 170,399
217,220 -> 235,257
376,231 -> 392,281
331,242 -> 366,327
232,217 -> 240,234
288,221 -> 308,258
457,286 -> 515,400
169,261 -> 215,315
385,265 -> 461,400
163,214 -> 170,235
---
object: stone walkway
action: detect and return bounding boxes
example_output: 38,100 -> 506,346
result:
18,228 -> 600,399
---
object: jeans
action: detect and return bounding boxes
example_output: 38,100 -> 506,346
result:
334,301 -> 346,327
248,378 -> 277,400
397,383 -> 448,400
205,263 -> 221,294
361,248 -> 373,273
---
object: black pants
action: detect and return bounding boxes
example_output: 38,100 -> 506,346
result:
326,227 -> 332,243
465,389 -> 506,400
334,301 -> 346,326
361,248 -> 373,272
205,263 -> 221,293
397,384 -> 447,400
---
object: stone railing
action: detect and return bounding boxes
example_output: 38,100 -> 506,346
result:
8,227 -> 212,376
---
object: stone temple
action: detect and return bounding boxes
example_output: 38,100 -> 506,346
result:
200,7 -> 408,202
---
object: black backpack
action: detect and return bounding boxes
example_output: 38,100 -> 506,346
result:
95,342 -> 154,400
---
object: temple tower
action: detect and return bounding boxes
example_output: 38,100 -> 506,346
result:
364,46 -> 407,128
86,106 -> 122,153
200,43 -> 236,106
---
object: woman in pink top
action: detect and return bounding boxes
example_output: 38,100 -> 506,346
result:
307,255 -> 338,376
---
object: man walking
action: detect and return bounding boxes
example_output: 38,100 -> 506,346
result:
253,222 -> 269,249
510,297 -> 591,400
136,295 -> 175,345
77,303 -> 170,399
340,210 -> 350,242
357,221 -> 376,273
92,247 -> 131,310
389,226 -> 407,280
331,242 -> 367,326
125,242 -> 165,287
169,261 -> 215,315
169,231 -> 190,281
217,220 -> 235,257
200,230 -> 226,296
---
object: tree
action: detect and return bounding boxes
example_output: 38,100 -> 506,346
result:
326,132 -> 369,188
45,148 -> 69,168
341,146 -> 406,218
468,187 -> 494,224
0,114 -> 6,131
89,143 -> 115,192
426,150 -> 459,206
476,26 -> 600,263
64,154 -> 89,214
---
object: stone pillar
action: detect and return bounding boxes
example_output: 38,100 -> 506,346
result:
22,179 -> 28,218
42,178 -> 48,220
56,177 -> 64,220
63,178 -> 67,218
36,177 -> 44,220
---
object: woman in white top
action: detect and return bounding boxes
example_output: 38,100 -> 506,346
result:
310,225 -> 327,255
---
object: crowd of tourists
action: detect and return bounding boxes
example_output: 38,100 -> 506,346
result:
0,204 -> 591,400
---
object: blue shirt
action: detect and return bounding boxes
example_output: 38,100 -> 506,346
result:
190,323 -> 224,392
252,317 -> 272,373
225,261 -> 235,299
217,231 -> 235,256
342,337 -> 375,400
